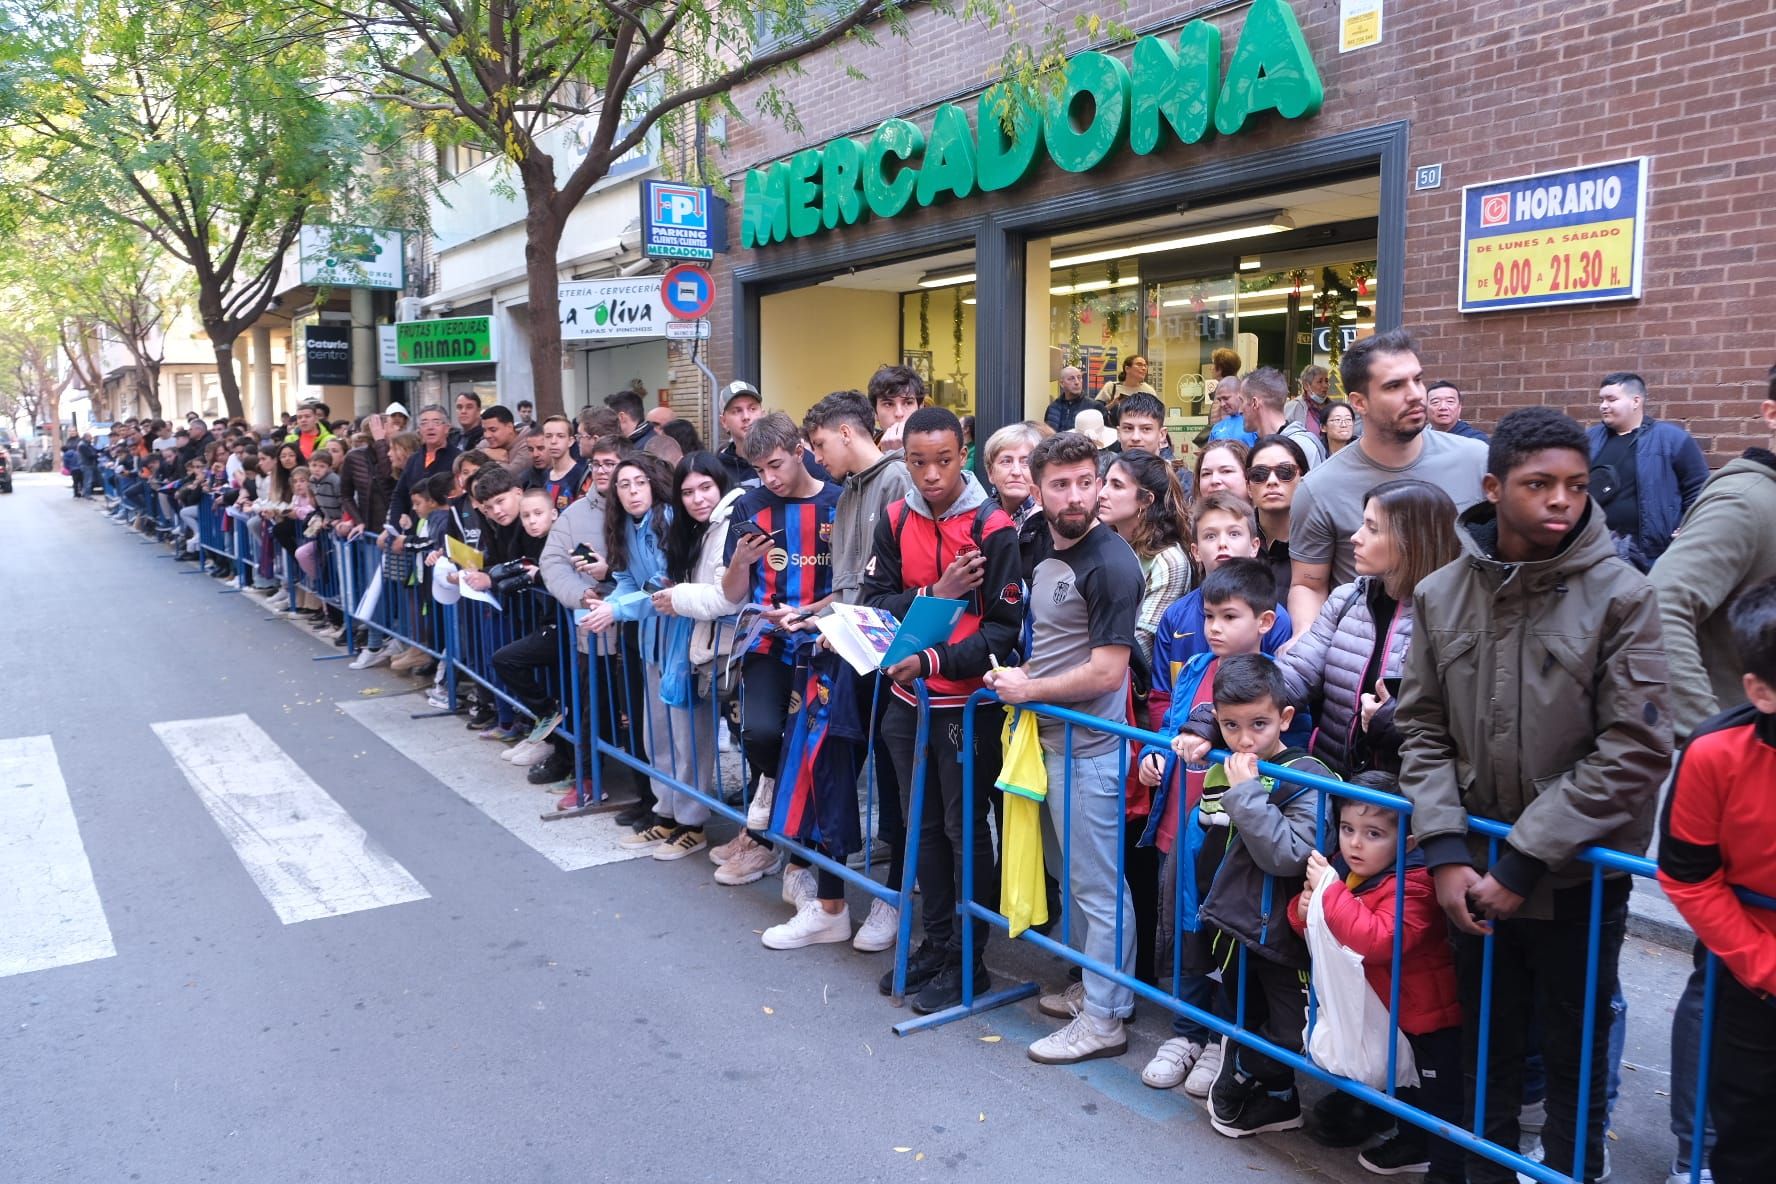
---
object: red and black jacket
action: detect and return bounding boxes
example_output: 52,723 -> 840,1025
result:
859,477 -> 1024,709
1658,703 -> 1776,997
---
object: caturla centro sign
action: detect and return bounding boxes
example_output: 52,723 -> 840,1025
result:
741,0 -> 1324,249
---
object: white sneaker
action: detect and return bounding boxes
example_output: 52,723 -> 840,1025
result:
504,738 -> 549,765
1037,980 -> 1086,1018
425,690 -> 451,710
781,866 -> 816,908
1027,1012 -> 1127,1065
1518,1135 -> 1610,1182
746,775 -> 777,831
1184,1038 -> 1223,1098
1665,1167 -> 1714,1184
761,899 -> 851,950
717,721 -> 733,753
852,898 -> 899,952
349,647 -> 389,670
1141,1037 -> 1202,1089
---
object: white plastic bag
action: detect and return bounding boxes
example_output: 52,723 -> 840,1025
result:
1302,864 -> 1419,1089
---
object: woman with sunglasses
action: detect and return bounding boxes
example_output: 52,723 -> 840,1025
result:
1247,434 -> 1311,594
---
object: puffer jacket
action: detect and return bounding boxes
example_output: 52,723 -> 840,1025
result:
1279,577 -> 1412,774
1397,500 -> 1673,918
1286,855 -> 1462,1036
1198,752 -> 1335,969
1651,449 -> 1776,737
666,486 -> 748,667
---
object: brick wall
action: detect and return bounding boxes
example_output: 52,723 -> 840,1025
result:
708,0 -> 1776,460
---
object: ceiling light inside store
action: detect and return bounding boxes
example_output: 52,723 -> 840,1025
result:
918,271 -> 976,289
1240,258 -> 1262,271
1050,277 -> 1140,297
1049,214 -> 1293,269
1160,284 -> 1315,309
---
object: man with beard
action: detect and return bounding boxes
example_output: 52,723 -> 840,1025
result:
1285,330 -> 1488,636
984,430 -> 1144,1066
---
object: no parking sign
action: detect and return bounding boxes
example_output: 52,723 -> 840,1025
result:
660,264 -> 715,320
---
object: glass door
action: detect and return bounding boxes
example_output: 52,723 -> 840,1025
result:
1144,271 -> 1239,458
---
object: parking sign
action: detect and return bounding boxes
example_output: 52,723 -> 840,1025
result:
641,180 -> 728,261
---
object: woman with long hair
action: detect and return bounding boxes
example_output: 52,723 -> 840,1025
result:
1277,479 -> 1461,775
268,442 -> 302,504
1323,401 -> 1358,457
1193,438 -> 1250,502
1246,433 -> 1311,593
1097,450 -> 1194,670
580,451 -> 713,860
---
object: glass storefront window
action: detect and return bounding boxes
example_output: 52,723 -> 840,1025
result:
898,283 -> 976,415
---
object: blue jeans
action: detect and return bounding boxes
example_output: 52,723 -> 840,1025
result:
1041,747 -> 1136,1021
1671,948 -> 1718,1173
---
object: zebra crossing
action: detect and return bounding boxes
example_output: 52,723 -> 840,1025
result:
1,704 -> 655,982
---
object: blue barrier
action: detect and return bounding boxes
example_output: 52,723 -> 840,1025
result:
916,689 -> 1746,1184
103,505 -> 1757,1182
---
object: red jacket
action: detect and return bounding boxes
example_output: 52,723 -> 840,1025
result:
1658,706 -> 1776,997
1289,864 -> 1462,1035
859,476 -> 1023,709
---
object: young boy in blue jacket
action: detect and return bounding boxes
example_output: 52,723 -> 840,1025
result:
1133,559 -> 1308,1098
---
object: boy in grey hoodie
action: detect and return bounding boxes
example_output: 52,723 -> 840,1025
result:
802,390 -> 914,955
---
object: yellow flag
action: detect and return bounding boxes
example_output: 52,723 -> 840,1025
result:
445,535 -> 484,571
997,710 -> 1049,937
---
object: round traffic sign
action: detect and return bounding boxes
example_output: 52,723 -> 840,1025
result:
660,264 -> 715,320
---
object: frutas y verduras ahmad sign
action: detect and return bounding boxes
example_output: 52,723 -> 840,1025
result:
741,0 -> 1324,249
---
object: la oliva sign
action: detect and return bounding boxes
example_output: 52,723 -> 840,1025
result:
741,0 -> 1324,249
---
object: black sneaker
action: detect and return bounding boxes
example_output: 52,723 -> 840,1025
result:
526,749 -> 573,785
613,801 -> 652,829
911,960 -> 990,1015
1208,1052 -> 1262,1127
464,706 -> 497,730
1357,1131 -> 1431,1176
879,941 -> 947,996
1211,1086 -> 1302,1138
1309,1090 -> 1391,1148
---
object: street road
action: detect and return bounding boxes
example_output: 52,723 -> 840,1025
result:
0,473 -> 1694,1183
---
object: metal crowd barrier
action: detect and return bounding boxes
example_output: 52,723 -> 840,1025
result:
580,631 -> 935,1000
904,689 -> 1738,1184
107,507 -> 1751,1184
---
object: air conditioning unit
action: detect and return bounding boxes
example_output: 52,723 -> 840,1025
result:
395,297 -> 424,322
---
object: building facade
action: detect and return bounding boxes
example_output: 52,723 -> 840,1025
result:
708,0 -> 1775,460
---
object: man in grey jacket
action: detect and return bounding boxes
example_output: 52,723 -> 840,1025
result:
801,389 -> 913,955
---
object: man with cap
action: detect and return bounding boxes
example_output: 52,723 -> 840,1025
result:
384,402 -> 410,432
716,380 -> 830,486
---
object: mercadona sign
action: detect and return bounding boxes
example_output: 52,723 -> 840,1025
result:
740,0 -> 1323,249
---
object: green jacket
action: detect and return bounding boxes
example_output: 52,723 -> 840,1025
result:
1397,500 -> 1672,918
285,424 -> 336,458
1650,450 -> 1776,738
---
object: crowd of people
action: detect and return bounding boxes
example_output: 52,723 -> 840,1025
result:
87,340 -> 1776,1184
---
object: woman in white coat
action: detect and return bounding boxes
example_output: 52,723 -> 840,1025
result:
638,451 -> 747,859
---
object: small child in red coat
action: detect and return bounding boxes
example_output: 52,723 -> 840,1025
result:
1290,772 -> 1464,1184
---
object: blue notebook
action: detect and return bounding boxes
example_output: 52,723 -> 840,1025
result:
815,597 -> 969,676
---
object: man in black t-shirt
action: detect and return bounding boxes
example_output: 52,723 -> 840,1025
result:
985,430 -> 1144,1067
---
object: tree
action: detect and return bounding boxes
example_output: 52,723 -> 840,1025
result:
0,215 -> 179,419
0,3 -> 368,419
321,0 -> 1074,417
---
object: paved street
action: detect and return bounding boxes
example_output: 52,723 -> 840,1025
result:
1,473 -> 1697,1183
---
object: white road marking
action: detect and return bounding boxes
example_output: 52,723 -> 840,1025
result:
337,695 -> 651,872
151,715 -> 430,924
0,735 -> 117,978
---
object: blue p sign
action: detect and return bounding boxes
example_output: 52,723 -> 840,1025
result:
654,185 -> 705,229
